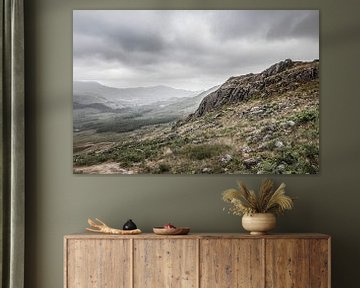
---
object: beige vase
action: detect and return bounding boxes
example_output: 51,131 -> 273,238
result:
242,213 -> 276,235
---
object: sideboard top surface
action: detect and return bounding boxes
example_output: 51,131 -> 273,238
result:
64,232 -> 330,240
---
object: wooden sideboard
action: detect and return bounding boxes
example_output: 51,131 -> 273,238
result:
64,233 -> 330,288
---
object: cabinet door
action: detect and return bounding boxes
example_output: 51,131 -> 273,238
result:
309,239 -> 330,288
266,239 -> 310,288
66,239 -> 131,288
200,239 -> 264,288
134,239 -> 198,288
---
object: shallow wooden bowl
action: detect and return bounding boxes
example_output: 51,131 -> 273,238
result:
153,227 -> 190,235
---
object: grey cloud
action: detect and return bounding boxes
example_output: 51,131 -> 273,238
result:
266,11 -> 319,40
292,11 -> 319,39
209,11 -> 318,41
73,11 -> 167,62
73,10 -> 319,90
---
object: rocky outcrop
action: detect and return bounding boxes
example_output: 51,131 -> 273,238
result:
190,59 -> 319,118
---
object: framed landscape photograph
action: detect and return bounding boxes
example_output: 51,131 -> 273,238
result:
73,10 -> 319,175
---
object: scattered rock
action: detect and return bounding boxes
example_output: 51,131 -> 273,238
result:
220,154 -> 232,163
275,141 -> 284,148
287,120 -> 296,127
243,158 -> 259,169
163,147 -> 173,156
277,164 -> 286,171
241,146 -> 252,153
202,167 -> 212,173
249,108 -> 264,115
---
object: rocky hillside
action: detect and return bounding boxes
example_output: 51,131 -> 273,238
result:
73,59 -> 319,174
191,59 -> 319,118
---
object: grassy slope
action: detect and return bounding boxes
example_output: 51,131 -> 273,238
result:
73,79 -> 319,174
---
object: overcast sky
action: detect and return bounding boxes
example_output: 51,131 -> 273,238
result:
73,10 -> 319,91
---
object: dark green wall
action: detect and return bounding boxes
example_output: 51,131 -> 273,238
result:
24,0 -> 360,287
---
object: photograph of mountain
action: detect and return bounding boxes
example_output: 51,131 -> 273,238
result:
73,10 -> 319,174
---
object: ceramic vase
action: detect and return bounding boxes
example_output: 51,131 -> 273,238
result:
242,213 -> 276,235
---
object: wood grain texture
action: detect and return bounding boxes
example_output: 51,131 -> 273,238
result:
265,239 -> 310,288
133,239 -> 197,288
310,239 -> 330,288
64,234 -> 330,288
66,239 -> 131,288
200,239 -> 264,288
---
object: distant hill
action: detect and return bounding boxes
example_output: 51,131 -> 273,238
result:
73,81 -> 217,133
190,59 -> 319,118
146,85 -> 220,118
73,81 -> 200,107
